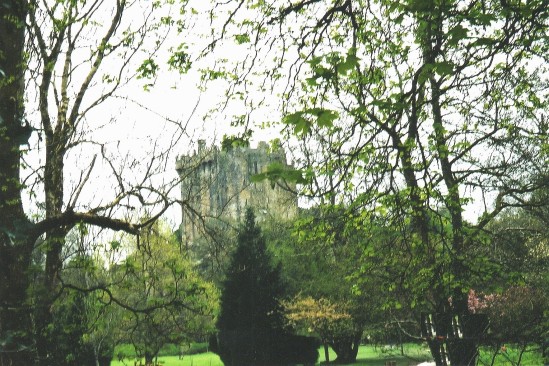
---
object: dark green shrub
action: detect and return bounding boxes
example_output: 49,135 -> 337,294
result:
215,209 -> 286,365
276,335 -> 320,366
187,342 -> 209,355
158,343 -> 180,357
48,285 -> 113,366
215,331 -> 319,365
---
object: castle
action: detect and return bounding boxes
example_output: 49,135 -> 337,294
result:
176,140 -> 298,246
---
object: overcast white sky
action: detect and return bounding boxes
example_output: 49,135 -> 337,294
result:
21,0 -> 285,232
20,0 -> 510,237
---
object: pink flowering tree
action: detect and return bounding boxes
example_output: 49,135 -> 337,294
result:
468,287 -> 548,363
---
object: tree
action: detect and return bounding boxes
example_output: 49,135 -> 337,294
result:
188,219 -> 238,286
468,287 -> 548,364
47,256 -> 116,366
485,207 -> 549,289
480,205 -> 549,363
200,1 -> 548,364
48,278 -> 98,366
215,208 -> 286,366
0,1 -> 197,365
115,222 -> 218,366
282,296 -> 352,364
83,299 -> 121,366
26,244 -> 121,366
268,206 -> 373,364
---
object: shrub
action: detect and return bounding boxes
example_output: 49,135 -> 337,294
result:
215,330 -> 319,366
187,342 -> 209,355
158,343 -> 180,357
276,334 -> 320,366
468,287 -> 548,346
215,209 -> 286,365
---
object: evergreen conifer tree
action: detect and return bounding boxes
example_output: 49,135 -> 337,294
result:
215,208 -> 285,365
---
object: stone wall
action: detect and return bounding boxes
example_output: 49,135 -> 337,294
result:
176,140 -> 298,246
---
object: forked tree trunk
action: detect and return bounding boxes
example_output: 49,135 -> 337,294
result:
323,342 -> 330,364
330,331 -> 362,364
35,145 -> 68,365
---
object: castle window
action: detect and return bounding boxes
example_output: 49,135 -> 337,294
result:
254,161 -> 258,174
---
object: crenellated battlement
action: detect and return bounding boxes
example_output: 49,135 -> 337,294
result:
176,140 -> 298,246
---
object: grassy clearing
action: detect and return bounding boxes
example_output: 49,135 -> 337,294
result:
110,352 -> 224,366
477,345 -> 544,366
110,343 -> 544,366
110,344 -> 431,366
318,343 -> 432,366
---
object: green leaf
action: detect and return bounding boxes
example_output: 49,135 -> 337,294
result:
434,61 -> 454,76
472,37 -> 495,47
447,24 -> 468,46
283,112 -> 310,135
315,109 -> 338,128
307,56 -> 322,67
110,240 -> 121,251
314,66 -> 332,78
336,52 -> 360,75
474,13 -> 496,26
283,109 -> 338,135
221,134 -> 250,151
305,77 -> 318,86
168,50 -> 191,73
418,63 -> 434,84
371,99 -> 392,110
137,58 -> 159,79
283,112 -> 304,126
251,162 -> 309,185
235,33 -> 250,44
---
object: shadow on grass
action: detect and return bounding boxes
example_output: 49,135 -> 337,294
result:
111,344 -> 546,366
111,345 -> 435,366
317,344 -> 433,366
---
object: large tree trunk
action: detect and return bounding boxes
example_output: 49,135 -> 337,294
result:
0,241 -> 35,366
330,331 -> 362,364
323,342 -> 330,364
430,57 -> 477,366
419,1 -> 478,364
0,2 -> 36,365
35,144 -> 67,366
144,352 -> 155,366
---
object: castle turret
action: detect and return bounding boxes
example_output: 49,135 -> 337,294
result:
176,141 -> 298,247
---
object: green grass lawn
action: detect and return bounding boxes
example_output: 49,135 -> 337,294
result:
111,343 -> 544,366
110,344 -> 431,366
110,352 -> 224,366
317,343 -> 432,366
477,345 -> 545,366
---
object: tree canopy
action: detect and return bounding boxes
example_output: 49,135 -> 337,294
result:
198,1 -> 548,364
115,222 -> 218,365
1,0 -> 548,365
215,208 -> 286,366
0,1 -> 208,365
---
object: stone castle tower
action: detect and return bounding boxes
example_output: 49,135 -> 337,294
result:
176,140 -> 298,246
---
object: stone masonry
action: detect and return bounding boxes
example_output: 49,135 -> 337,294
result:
176,140 -> 298,246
